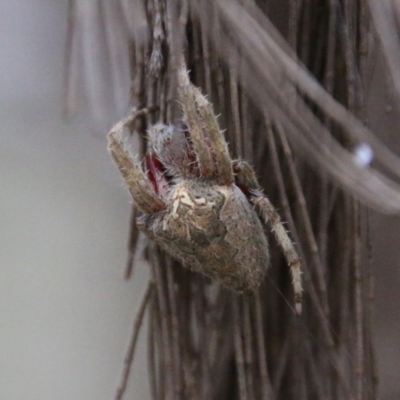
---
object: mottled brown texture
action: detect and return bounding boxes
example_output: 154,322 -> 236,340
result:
107,66 -> 302,309
138,181 -> 269,293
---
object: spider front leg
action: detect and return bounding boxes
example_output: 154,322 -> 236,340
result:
177,67 -> 215,177
233,161 -> 303,315
107,112 -> 165,215
178,67 -> 234,185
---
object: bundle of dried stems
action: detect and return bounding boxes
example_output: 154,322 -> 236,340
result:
65,0 -> 400,399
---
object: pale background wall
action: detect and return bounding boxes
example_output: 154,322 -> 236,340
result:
0,1 -> 149,399
0,1 -> 399,399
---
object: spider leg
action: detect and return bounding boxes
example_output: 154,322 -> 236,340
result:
108,112 -> 165,215
177,67 -> 215,177
233,160 -> 302,315
233,160 -> 260,192
253,194 -> 302,314
192,82 -> 234,185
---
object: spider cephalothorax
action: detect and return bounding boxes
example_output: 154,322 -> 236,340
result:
108,66 -> 302,313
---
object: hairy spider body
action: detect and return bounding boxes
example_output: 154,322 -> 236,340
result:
137,180 -> 269,293
108,65 -> 303,313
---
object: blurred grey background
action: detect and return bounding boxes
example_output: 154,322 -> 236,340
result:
0,1 -> 399,399
0,1 -> 149,399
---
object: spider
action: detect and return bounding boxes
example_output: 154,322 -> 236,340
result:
108,66 -> 302,314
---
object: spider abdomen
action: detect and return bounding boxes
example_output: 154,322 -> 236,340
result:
137,180 -> 269,293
